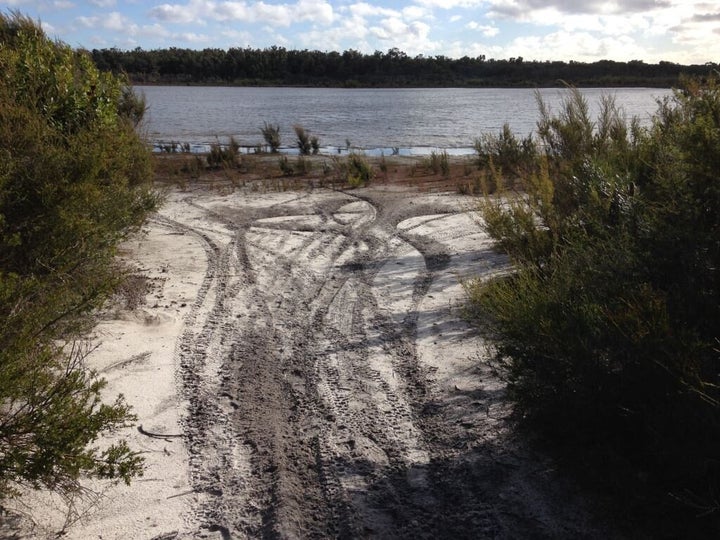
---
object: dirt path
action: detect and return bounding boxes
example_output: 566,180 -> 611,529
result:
153,185 -> 611,539
2,183 -> 615,539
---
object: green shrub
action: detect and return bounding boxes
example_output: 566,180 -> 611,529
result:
294,124 -> 316,155
261,121 -> 281,152
207,136 -> 240,168
0,13 -> 156,501
474,123 -> 537,180
278,156 -> 312,177
468,78 -> 720,528
332,153 -> 373,187
295,125 -> 310,154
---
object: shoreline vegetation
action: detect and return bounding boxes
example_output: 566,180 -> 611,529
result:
150,81 -> 720,537
91,46 -> 714,88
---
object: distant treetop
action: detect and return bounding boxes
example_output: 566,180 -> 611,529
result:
90,46 -> 713,88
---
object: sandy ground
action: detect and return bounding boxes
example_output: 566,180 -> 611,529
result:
3,183 -> 617,539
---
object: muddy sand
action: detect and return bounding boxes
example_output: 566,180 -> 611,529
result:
4,184 -> 616,539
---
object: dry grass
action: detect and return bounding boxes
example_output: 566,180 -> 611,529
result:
152,152 -> 483,193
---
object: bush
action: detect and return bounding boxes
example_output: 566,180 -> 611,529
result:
468,79 -> 720,529
261,121 -> 281,152
0,14 -> 157,501
332,153 -> 373,187
294,125 -> 310,154
474,123 -> 537,180
207,136 -> 240,168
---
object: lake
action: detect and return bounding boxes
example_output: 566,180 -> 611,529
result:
137,86 -> 670,155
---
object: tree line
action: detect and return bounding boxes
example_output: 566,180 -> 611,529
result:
91,46 -> 715,88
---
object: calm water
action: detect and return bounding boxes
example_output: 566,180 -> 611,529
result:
138,86 -> 670,155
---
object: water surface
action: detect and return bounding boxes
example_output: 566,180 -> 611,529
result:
138,86 -> 669,155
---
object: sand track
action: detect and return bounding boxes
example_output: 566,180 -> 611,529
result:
3,186 -> 616,539
158,186 -> 612,539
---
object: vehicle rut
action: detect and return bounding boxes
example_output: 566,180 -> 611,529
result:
159,188 -> 615,540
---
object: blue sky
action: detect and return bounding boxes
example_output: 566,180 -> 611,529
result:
6,1 -> 719,63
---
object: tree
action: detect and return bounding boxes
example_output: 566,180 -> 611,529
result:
468,79 -> 720,529
0,13 -> 157,501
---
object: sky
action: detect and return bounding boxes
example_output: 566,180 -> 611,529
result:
5,1 -> 720,63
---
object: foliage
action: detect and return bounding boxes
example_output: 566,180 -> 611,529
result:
421,150 -> 450,176
0,13 -> 157,501
207,137 -> 240,168
468,77 -> 720,527
261,122 -> 281,153
310,135 -> 320,155
90,46 -> 713,88
474,123 -> 537,180
333,153 -> 373,187
294,124 -> 312,155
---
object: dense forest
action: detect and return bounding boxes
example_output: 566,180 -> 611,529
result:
91,46 -> 715,88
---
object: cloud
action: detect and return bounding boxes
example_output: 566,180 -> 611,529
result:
367,17 -> 438,55
402,6 -> 432,20
487,0 -> 672,18
89,0 -> 116,6
504,30 -> 648,61
466,21 -> 500,37
692,12 -> 720,22
149,0 -> 334,27
347,2 -> 400,18
415,0 -> 484,8
149,1 -> 202,24
77,11 -> 129,31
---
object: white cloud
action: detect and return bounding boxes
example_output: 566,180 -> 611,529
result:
175,31 -> 211,43
367,17 -> 438,55
41,21 -> 56,34
89,0 -> 116,7
150,0 -> 334,27
402,6 -> 432,20
347,2 -> 400,18
466,21 -> 500,36
149,1 -> 202,24
77,10 -> 129,31
505,30 -> 648,61
415,0 -> 484,8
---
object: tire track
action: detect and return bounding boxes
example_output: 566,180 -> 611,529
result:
162,187 -> 606,540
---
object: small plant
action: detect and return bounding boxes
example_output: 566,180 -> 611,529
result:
440,150 -> 450,176
295,155 -> 311,175
278,156 -> 294,176
261,122 -> 281,153
207,137 -> 239,168
294,124 -> 313,155
424,150 -> 449,175
379,153 -> 388,174
474,123 -> 537,179
310,135 -> 320,155
334,152 -> 373,188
